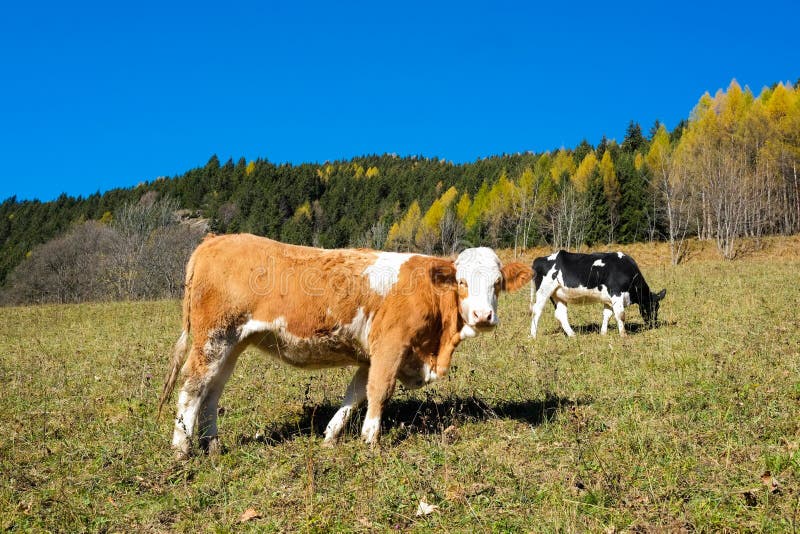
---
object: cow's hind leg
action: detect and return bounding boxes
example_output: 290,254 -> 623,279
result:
171,328 -> 239,459
611,297 -> 627,336
554,300 -> 576,337
600,306 -> 613,335
197,338 -> 244,455
171,345 -> 206,459
324,366 -> 368,445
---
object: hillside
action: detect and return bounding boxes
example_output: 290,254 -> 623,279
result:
2,80 -> 799,296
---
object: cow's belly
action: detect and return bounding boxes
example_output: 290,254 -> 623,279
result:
247,330 -> 368,369
239,321 -> 437,389
238,316 -> 371,369
554,285 -> 611,305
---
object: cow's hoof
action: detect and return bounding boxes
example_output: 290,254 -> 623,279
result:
204,436 -> 223,456
362,436 -> 382,451
361,416 -> 381,446
173,447 -> 191,461
321,437 -> 338,448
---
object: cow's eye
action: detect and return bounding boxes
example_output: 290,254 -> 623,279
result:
458,279 -> 467,287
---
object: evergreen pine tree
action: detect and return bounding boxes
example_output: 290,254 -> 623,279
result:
586,173 -> 609,245
621,121 -> 646,153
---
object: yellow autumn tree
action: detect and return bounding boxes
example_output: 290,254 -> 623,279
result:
571,152 -> 597,193
634,152 -> 644,171
549,149 -> 576,185
599,150 -> 619,206
416,186 -> 458,253
465,181 -> 490,230
518,167 -> 535,197
385,201 -> 421,251
647,124 -> 693,264
513,167 -> 540,251
455,192 -> 471,222
483,172 -> 517,246
293,201 -> 311,221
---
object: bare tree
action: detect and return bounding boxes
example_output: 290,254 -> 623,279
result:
106,194 -> 181,298
648,127 -> 696,264
439,210 -> 466,256
515,188 -> 544,253
139,224 -> 205,298
1,193 -> 205,305
352,222 -> 388,250
548,184 -> 592,251
0,222 -> 117,304
414,225 -> 439,255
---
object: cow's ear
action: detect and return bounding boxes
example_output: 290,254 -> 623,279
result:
656,288 -> 666,301
501,262 -> 533,292
430,262 -> 457,287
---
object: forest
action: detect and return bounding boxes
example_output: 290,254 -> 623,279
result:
1,80 -> 798,304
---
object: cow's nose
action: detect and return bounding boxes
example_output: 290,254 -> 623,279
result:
471,309 -> 494,325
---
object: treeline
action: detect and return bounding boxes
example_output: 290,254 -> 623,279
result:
1,79 -> 798,303
384,80 -> 800,263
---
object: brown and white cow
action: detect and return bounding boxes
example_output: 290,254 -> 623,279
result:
158,234 -> 531,458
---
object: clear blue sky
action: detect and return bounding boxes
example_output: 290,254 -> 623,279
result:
1,0 -> 797,202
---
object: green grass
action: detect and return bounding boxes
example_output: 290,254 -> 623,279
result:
2,255 -> 800,532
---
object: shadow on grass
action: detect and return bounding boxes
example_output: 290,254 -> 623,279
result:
236,394 -> 582,448
568,319 -> 673,336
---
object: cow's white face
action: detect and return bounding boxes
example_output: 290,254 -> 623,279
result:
454,247 -> 503,332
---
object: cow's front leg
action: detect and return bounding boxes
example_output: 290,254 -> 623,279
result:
530,296 -> 545,337
554,300 -> 576,337
434,331 -> 462,378
361,348 -> 403,446
600,306 -> 613,335
530,286 -> 556,337
324,366 -> 368,444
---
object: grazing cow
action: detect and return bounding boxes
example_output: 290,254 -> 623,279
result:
529,250 -> 665,337
158,234 -> 531,458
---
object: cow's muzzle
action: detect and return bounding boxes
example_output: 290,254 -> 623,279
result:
469,309 -> 496,329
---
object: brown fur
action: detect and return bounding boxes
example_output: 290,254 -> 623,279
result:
159,234 -> 528,454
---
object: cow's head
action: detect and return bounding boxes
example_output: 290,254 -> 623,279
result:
446,247 -> 532,336
640,288 -> 666,326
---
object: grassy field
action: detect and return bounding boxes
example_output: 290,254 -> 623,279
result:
2,240 -> 800,532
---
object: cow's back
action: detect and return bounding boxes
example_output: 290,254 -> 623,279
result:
187,234 -> 381,338
532,250 -> 642,295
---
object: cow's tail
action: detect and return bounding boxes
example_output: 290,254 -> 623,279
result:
156,251 -> 197,421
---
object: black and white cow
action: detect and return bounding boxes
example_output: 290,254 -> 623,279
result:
529,250 -> 666,337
